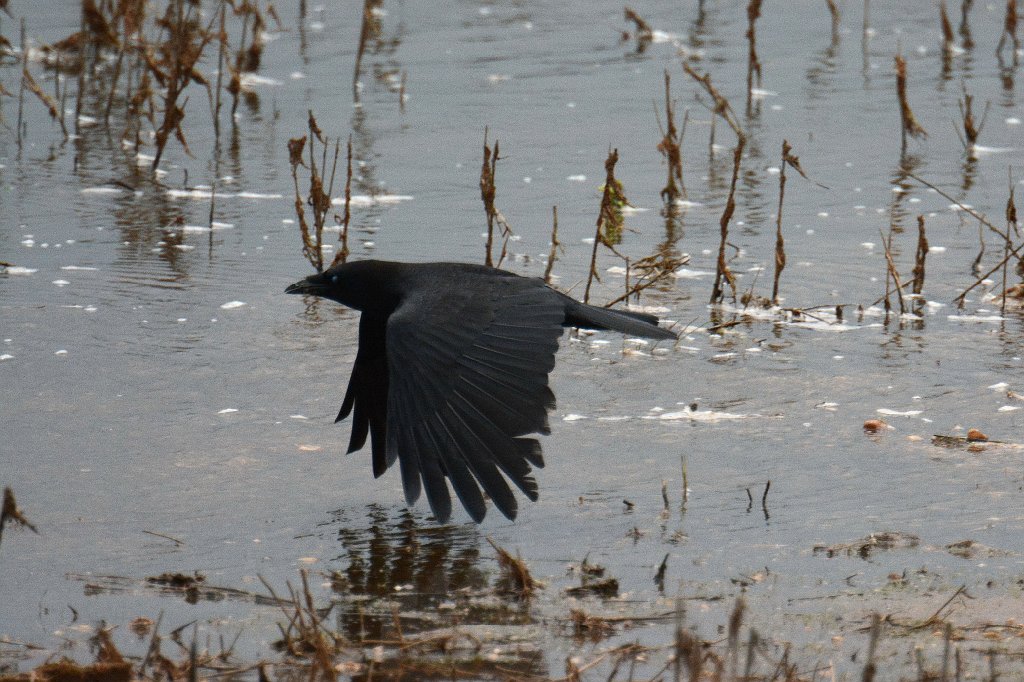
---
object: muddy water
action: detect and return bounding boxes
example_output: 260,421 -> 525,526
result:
3,0 -> 1024,677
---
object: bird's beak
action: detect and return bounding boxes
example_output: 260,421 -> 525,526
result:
285,272 -> 329,296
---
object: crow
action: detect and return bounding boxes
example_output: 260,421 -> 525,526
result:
286,259 -> 676,523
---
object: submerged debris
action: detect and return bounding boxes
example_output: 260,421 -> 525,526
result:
863,418 -> 888,433
931,432 -> 1012,449
946,539 -> 1012,559
146,571 -> 205,588
0,487 -> 38,550
569,608 -> 616,640
966,428 -> 988,441
565,557 -> 619,599
814,531 -> 921,559
487,537 -> 538,599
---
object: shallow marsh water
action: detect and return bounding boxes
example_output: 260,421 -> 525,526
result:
3,0 -> 1024,678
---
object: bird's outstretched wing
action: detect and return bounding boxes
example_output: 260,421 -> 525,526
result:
384,274 -> 564,522
335,311 -> 389,475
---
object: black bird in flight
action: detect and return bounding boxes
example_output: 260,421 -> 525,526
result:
286,260 -> 676,523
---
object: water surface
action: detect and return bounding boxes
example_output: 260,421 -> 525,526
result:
3,1 -> 1024,677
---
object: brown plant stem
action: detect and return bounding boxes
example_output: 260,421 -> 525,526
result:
331,134 -> 353,268
912,215 -> 929,299
895,54 -> 927,152
745,0 -> 763,113
683,63 -> 745,305
657,69 -> 686,202
479,129 -> 513,268
584,149 -> 620,304
544,205 -> 560,284
881,227 -> 906,316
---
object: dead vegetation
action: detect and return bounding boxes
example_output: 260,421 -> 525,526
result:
13,2 -> 272,157
683,63 -> 744,306
744,0 -> 763,114
15,556 -> 1018,682
895,54 -> 928,151
8,0 -> 1019,324
906,172 -> 1023,310
544,205 -> 561,284
955,82 -> 989,156
352,0 -> 385,101
0,487 -> 37,550
770,141 -> 815,306
480,128 -> 513,268
623,6 -> 653,50
583,148 -> 626,304
813,530 -> 921,559
488,536 -> 539,599
656,70 -> 687,203
565,556 -> 619,599
996,0 -> 1019,63
288,111 -> 343,273
574,147 -> 685,309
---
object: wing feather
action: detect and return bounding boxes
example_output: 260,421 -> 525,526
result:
449,388 -> 540,498
426,416 -> 487,522
335,313 -> 388,476
384,271 -> 564,521
415,418 -> 454,522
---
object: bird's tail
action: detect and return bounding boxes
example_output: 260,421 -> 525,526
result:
560,295 -> 677,340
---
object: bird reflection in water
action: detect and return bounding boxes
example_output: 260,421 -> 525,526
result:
320,506 -> 542,678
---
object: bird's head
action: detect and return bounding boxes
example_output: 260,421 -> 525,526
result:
285,260 -> 401,311
285,269 -> 336,298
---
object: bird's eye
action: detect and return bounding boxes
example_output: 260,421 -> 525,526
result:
331,275 -> 338,283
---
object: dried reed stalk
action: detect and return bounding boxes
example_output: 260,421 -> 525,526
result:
352,0 -> 382,99
487,537 -> 537,599
207,3 -> 228,228
330,134 -> 354,268
1001,184 -> 1018,316
940,2 -> 955,50
960,0 -> 975,49
906,172 -> 1024,309
258,572 -> 342,675
683,63 -> 744,304
827,0 -> 840,39
956,83 -> 989,154
745,0 -> 763,113
624,7 -> 653,42
656,70 -> 686,202
912,229 -> 932,296
149,0 -> 216,170
912,215 -> 929,307
544,205 -> 560,284
479,128 -> 512,268
21,63 -> 67,138
771,140 -> 812,305
604,250 -> 686,308
895,54 -> 927,152
289,112 -> 340,273
996,0 -> 1019,60
584,149 -> 622,304
288,136 -> 314,267
881,227 -> 907,315
15,17 -> 24,145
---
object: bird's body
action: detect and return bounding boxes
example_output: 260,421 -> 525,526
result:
286,260 -> 676,522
